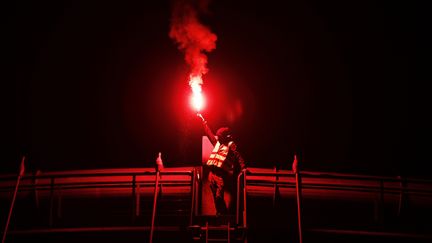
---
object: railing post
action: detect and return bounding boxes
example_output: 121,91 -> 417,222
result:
242,169 -> 248,243
236,170 -> 243,225
132,174 -> 136,220
293,155 -> 303,243
273,166 -> 279,208
2,156 -> 25,243
195,167 -> 201,217
227,221 -> 231,243
33,170 -> 41,209
242,170 -> 247,228
374,179 -> 385,225
57,186 -> 62,220
150,170 -> 160,243
205,221 -> 209,243
379,179 -> 385,224
190,168 -> 196,225
136,183 -> 141,217
49,177 -> 55,227
397,176 -> 406,218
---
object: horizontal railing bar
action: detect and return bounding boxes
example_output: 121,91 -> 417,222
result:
307,228 -> 432,240
6,226 -> 185,235
0,170 -> 193,181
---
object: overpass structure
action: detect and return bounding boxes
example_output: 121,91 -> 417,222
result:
1,166 -> 432,242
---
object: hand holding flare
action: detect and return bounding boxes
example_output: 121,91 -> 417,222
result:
197,113 -> 206,124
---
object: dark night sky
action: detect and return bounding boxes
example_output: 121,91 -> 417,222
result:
3,0 -> 429,178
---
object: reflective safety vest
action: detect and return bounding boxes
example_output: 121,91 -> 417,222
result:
206,141 -> 234,170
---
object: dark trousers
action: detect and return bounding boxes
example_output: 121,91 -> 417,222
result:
208,170 -> 228,215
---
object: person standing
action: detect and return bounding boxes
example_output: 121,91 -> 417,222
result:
197,114 -> 247,216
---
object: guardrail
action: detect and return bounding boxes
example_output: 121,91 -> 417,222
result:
0,167 -> 196,243
2,167 -> 432,242
238,168 -> 432,243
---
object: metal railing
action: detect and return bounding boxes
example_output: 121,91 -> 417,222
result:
0,168 -> 197,243
2,166 -> 432,242
238,168 -> 432,243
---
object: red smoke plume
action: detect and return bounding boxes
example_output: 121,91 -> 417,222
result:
169,0 -> 217,90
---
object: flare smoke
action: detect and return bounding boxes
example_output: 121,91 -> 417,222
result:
169,0 -> 217,84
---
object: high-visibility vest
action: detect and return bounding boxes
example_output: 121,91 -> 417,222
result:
206,141 -> 234,170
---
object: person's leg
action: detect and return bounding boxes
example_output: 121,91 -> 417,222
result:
209,172 -> 227,215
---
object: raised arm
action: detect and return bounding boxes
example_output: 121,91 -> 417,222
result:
197,113 -> 217,146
